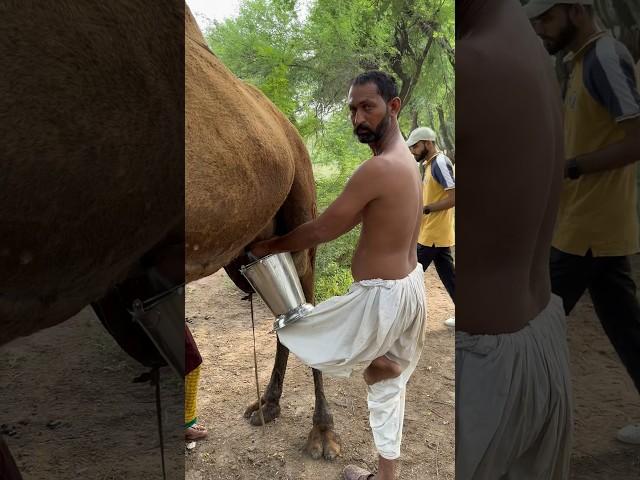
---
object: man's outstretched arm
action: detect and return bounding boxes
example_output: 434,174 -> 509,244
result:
249,159 -> 381,257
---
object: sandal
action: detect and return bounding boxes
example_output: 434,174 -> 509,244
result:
343,465 -> 375,480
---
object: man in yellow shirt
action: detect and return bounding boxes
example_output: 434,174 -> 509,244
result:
407,127 -> 455,327
527,0 -> 640,444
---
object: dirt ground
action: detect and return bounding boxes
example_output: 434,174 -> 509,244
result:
567,256 -> 640,479
0,308 -> 185,480
184,265 -> 455,480
1,256 -> 640,479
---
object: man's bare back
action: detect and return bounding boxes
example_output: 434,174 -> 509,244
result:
457,0 -> 564,334
350,140 -> 422,281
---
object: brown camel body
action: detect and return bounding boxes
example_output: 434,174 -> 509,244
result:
1,1 -> 185,345
184,7 -> 339,458
0,1 -> 339,474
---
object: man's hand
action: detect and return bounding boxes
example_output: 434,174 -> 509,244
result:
569,117 -> 640,175
423,189 -> 454,215
248,238 -> 277,259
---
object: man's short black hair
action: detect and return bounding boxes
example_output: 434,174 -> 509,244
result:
350,71 -> 399,102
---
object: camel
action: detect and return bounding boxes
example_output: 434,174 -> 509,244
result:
0,1 -> 339,476
184,5 -> 340,459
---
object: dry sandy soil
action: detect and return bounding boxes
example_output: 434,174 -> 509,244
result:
1,256 -> 640,479
184,265 -> 455,480
0,308 -> 185,479
568,256 -> 640,478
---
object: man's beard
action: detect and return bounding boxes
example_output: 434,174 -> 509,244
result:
542,20 -> 577,55
354,112 -> 390,144
414,148 -> 427,162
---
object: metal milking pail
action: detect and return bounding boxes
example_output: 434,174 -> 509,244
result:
240,252 -> 314,331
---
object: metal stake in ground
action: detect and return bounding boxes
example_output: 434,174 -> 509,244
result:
249,293 -> 266,427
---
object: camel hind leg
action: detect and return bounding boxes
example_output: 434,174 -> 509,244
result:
304,368 -> 341,460
242,345 -> 342,461
275,156 -> 342,459
243,338 -> 288,425
241,144 -> 342,459
223,251 -> 289,426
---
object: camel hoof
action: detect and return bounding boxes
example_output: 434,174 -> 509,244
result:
245,400 -> 281,426
304,425 -> 341,460
323,429 -> 341,460
243,398 -> 263,419
305,425 -> 324,459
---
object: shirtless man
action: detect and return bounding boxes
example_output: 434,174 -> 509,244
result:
456,0 -> 572,478
250,71 -> 425,480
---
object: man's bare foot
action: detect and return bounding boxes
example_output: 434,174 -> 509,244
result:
185,424 -> 208,441
363,356 -> 402,385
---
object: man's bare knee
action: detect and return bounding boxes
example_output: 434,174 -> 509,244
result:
364,356 -> 402,385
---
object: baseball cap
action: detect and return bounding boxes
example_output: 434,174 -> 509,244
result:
406,127 -> 437,147
524,0 -> 594,19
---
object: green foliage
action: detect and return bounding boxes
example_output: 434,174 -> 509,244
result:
311,113 -> 369,301
206,0 -> 305,120
300,0 -> 455,144
314,255 -> 357,301
206,0 -> 454,301
206,0 -> 455,137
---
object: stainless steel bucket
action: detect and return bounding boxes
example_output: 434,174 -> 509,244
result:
240,252 -> 313,331
129,285 -> 185,379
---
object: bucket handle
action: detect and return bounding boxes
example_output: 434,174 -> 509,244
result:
245,250 -> 260,262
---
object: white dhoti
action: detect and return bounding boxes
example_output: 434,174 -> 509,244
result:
278,263 -> 426,459
456,294 -> 573,480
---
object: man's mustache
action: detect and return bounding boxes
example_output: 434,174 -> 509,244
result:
355,126 -> 374,135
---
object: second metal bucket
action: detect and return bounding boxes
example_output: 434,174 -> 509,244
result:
240,252 -> 313,331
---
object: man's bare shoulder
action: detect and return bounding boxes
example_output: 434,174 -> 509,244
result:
458,30 -> 503,76
459,13 -> 549,84
457,40 -> 506,149
459,38 -> 536,93
354,154 -> 394,177
457,38 -> 491,68
459,32 -> 558,135
344,157 -> 386,195
349,152 -> 413,191
457,39 -> 512,114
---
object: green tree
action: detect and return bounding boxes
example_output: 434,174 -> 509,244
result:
301,0 -> 455,140
205,0 -> 455,300
206,0 -> 306,121
207,0 -> 454,139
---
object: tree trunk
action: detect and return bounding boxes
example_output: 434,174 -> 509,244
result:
427,108 -> 435,129
595,0 -> 640,60
437,106 -> 454,152
410,108 -> 419,132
